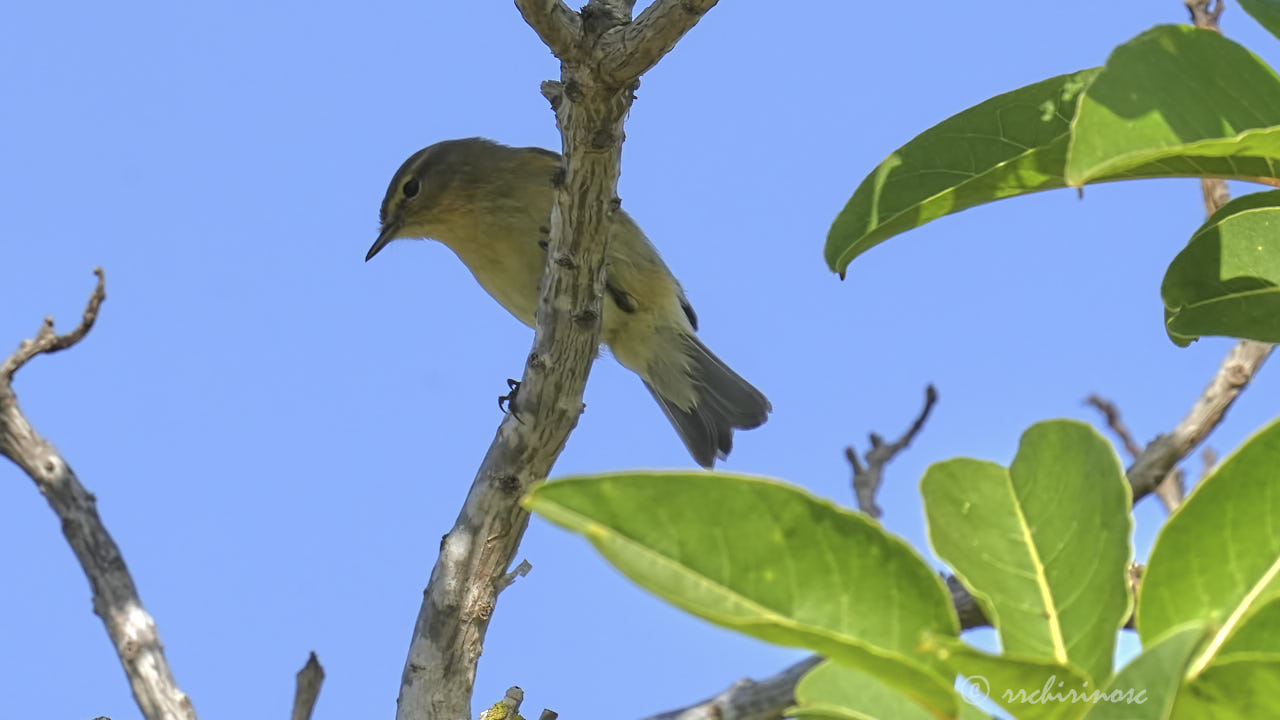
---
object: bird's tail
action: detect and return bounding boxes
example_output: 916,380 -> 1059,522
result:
644,334 -> 771,468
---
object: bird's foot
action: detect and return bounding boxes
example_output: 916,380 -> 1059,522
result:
498,378 -> 524,423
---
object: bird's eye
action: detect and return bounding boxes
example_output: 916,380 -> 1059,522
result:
402,178 -> 420,198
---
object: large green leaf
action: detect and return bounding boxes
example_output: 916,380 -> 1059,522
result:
824,69 -> 1098,275
1219,595 -> 1280,657
827,25 -> 1280,278
527,472 -> 960,716
791,661 -> 981,720
1066,25 -> 1280,185
922,421 -> 1132,683
1239,0 -> 1280,42
1172,655 -> 1280,719
1081,624 -> 1206,720
928,638 -> 1092,720
1162,190 -> 1280,345
1138,417 -> 1280,671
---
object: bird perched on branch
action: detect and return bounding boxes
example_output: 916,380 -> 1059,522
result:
367,138 -> 770,467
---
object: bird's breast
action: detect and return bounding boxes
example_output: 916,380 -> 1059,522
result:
438,225 -> 543,328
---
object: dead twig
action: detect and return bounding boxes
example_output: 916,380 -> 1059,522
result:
0,270 -> 197,720
291,653 -> 325,720
846,385 -> 938,518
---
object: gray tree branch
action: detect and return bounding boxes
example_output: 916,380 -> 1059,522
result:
395,4 -> 718,718
600,0 -> 720,84
0,269 -> 198,720
291,653 -> 325,720
1086,394 -> 1187,512
1127,333 -> 1272,506
640,656 -> 822,720
846,384 -> 937,518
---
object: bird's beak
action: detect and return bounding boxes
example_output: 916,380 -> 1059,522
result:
366,221 -> 401,262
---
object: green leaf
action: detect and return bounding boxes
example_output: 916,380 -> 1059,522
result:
1238,0 -> 1280,43
1172,655 -> 1280,719
1081,624 -> 1206,720
1219,595 -> 1280,657
922,421 -> 1132,682
527,472 -> 960,716
1162,190 -> 1280,345
791,661 -> 995,720
824,69 -> 1099,275
928,638 -> 1093,720
1138,416 -> 1280,674
791,661 -> 943,720
827,26 -> 1280,279
1067,25 -> 1280,186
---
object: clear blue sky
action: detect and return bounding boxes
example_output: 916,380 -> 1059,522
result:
2,2 -> 1277,718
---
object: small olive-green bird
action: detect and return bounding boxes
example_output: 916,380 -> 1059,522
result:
367,138 -> 770,467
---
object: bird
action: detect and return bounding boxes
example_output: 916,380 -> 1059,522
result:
366,137 -> 769,467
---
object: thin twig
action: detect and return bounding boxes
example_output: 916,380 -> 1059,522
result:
1153,467 -> 1187,513
846,385 -> 938,518
0,267 -> 106,381
1084,395 -> 1144,460
1200,446 -> 1218,479
1085,394 -> 1188,512
291,653 -> 325,720
0,270 -> 197,720
396,4 -> 720,719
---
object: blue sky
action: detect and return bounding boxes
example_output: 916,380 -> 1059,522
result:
2,2 -> 1277,718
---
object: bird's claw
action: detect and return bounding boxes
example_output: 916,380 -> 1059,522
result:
498,378 -> 524,423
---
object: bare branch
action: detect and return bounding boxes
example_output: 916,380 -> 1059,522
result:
397,3 -> 720,718
1186,0 -> 1225,33
846,385 -> 938,518
640,656 -> 821,720
0,271 -> 197,720
1200,446 -> 1219,478
0,267 -> 106,381
1125,341 -> 1271,503
602,0 -> 720,84
513,0 -> 580,61
1156,446 -> 1215,513
539,711 -> 560,720
1154,468 -> 1187,513
291,653 -> 325,720
1085,394 -> 1188,512
1084,394 -> 1144,461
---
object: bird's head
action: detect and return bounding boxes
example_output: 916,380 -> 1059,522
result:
367,138 -> 494,261
367,138 -> 561,261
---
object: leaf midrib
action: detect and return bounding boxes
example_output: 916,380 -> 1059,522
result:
1187,553 -> 1280,678
1006,474 -> 1070,666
